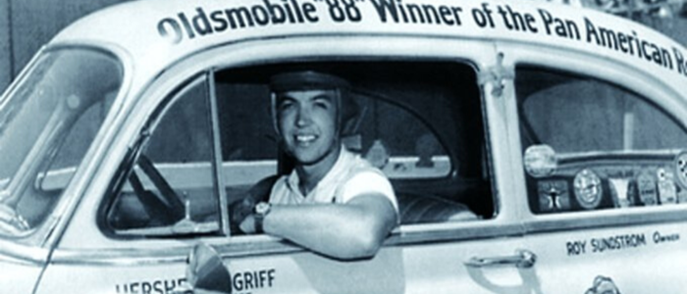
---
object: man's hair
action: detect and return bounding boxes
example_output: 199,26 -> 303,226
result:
269,70 -> 360,136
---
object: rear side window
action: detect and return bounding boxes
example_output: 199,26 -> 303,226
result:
516,66 -> 687,214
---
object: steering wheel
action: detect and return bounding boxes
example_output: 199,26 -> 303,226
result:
128,154 -> 186,225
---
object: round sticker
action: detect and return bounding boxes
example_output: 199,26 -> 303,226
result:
523,145 -> 557,178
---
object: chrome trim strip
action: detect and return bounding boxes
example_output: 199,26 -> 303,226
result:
0,240 -> 50,265
50,220 -> 523,266
524,207 -> 687,234
208,70 -> 231,236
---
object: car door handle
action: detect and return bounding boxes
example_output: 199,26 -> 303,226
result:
465,249 -> 537,269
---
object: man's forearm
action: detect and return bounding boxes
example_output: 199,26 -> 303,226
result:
263,196 -> 396,260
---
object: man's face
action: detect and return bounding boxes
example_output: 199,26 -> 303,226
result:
276,89 -> 340,165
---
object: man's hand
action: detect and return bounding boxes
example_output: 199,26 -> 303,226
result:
238,214 -> 256,234
229,196 -> 255,233
230,175 -> 278,234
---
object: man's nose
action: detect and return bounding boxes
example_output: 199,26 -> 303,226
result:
296,105 -> 312,127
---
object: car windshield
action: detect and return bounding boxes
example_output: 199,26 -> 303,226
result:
0,47 -> 123,236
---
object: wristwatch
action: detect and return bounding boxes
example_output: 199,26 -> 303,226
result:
253,202 -> 271,233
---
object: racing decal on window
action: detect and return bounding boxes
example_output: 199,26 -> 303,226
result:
152,0 -> 687,80
524,145 -> 558,179
565,231 -> 680,256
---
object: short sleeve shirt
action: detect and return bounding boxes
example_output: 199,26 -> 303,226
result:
269,147 -> 399,213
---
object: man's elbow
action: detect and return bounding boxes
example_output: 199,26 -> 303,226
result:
339,232 -> 384,260
340,217 -> 392,260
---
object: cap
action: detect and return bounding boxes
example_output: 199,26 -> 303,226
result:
269,71 -> 350,92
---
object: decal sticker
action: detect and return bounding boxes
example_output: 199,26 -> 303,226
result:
524,145 -> 557,178
656,167 -> 677,204
573,169 -> 602,209
538,180 -> 570,212
608,178 -> 631,208
636,170 -> 658,206
678,187 -> 687,203
673,150 -> 687,189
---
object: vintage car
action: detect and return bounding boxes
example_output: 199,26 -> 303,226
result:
1,0 -> 686,292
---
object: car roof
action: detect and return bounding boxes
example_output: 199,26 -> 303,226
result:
50,0 -> 686,96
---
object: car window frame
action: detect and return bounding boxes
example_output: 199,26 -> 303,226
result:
193,37 -> 521,250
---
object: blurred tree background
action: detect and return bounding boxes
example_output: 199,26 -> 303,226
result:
0,0 -> 685,92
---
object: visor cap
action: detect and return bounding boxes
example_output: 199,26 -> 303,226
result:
269,71 -> 350,92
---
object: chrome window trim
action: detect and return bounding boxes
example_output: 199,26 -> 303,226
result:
49,220 -> 523,266
207,70 -> 231,236
0,240 -> 50,265
524,206 -> 687,234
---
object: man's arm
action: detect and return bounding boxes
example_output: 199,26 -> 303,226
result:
241,194 -> 397,260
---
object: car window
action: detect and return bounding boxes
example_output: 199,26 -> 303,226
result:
104,76 -> 221,237
0,48 -> 122,236
214,61 -> 493,226
102,61 -> 494,239
516,66 -> 687,214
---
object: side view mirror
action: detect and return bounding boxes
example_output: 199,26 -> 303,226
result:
173,243 -> 232,294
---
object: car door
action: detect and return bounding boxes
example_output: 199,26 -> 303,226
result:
502,42 -> 687,293
36,36 -> 530,294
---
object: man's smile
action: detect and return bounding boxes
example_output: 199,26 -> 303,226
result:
295,134 -> 318,146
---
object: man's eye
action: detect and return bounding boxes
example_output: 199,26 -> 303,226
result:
313,96 -> 333,109
278,101 -> 294,111
314,101 -> 330,109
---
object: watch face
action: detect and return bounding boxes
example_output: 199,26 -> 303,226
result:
255,202 -> 271,215
574,169 -> 603,210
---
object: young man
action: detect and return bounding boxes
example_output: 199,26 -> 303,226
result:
236,70 -> 399,260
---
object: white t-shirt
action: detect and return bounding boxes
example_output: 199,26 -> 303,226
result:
269,147 -> 399,213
